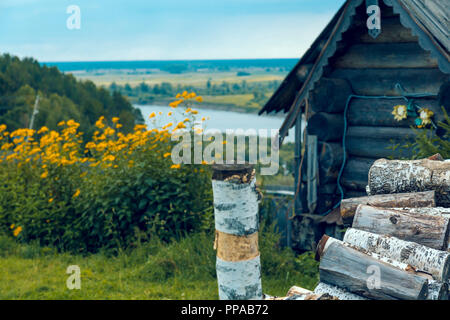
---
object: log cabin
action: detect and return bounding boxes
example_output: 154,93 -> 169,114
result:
259,0 -> 450,251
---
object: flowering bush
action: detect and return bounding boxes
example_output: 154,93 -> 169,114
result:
0,93 -> 213,252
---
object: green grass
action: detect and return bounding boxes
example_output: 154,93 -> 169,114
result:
0,226 -> 319,299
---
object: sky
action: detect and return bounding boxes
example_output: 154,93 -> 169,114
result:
1,0 -> 345,62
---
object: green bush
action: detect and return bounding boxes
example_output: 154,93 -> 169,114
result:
0,97 -> 213,253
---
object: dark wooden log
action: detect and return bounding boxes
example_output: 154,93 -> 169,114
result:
353,205 -> 450,250
346,136 -> 414,159
319,239 -> 429,300
367,158 -> 450,207
307,113 -> 344,142
343,228 -> 450,282
334,43 -> 438,69
341,157 -> 376,191
318,141 -> 344,184
310,78 -> 352,113
347,126 -> 417,140
330,68 -> 448,96
340,190 -> 436,219
347,98 -> 444,127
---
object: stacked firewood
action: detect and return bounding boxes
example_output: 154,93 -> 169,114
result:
271,156 -> 450,300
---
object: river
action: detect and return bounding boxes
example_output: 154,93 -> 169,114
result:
136,105 -> 296,143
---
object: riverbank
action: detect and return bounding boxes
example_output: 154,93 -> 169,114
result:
131,97 -> 280,115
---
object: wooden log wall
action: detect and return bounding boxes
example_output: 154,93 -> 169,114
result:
321,5 -> 449,198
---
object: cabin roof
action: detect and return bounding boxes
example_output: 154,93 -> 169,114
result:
260,0 -> 450,142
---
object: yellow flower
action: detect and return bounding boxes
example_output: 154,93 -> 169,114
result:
10,224 -> 15,229
196,96 -> 203,103
168,112 -> 173,116
73,189 -> 80,198
95,117 -> 105,129
57,121 -> 65,127
41,171 -> 48,179
37,126 -> 49,134
171,164 -> 181,169
48,198 -> 54,203
392,105 -> 407,121
163,152 -> 171,158
169,100 -> 183,108
417,108 -> 434,128
149,112 -> 156,119
191,110 -> 198,115
13,226 -> 22,237
181,91 -> 188,98
112,117 -> 120,123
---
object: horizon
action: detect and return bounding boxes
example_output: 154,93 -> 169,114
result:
41,57 -> 299,63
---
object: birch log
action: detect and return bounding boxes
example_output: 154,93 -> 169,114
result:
340,191 -> 436,219
366,158 -> 450,207
428,280 -> 449,300
353,205 -> 450,250
390,207 -> 450,216
314,282 -> 368,300
212,164 -> 262,300
318,239 -> 429,300
343,228 -> 450,281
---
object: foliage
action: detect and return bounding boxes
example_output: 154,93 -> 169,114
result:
0,54 -> 143,137
0,92 -> 213,252
409,107 -> 450,159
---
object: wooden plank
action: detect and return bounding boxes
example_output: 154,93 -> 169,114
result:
353,205 -> 450,250
330,68 -> 448,96
334,43 -> 438,69
356,16 -> 419,43
319,240 -> 429,300
367,158 -> 450,207
343,228 -> 450,282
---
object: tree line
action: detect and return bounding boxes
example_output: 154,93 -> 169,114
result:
0,54 -> 144,136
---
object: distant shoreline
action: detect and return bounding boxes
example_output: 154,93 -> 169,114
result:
134,99 -> 284,118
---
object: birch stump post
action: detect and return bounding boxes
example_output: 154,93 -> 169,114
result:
212,164 -> 262,300
366,158 -> 450,207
